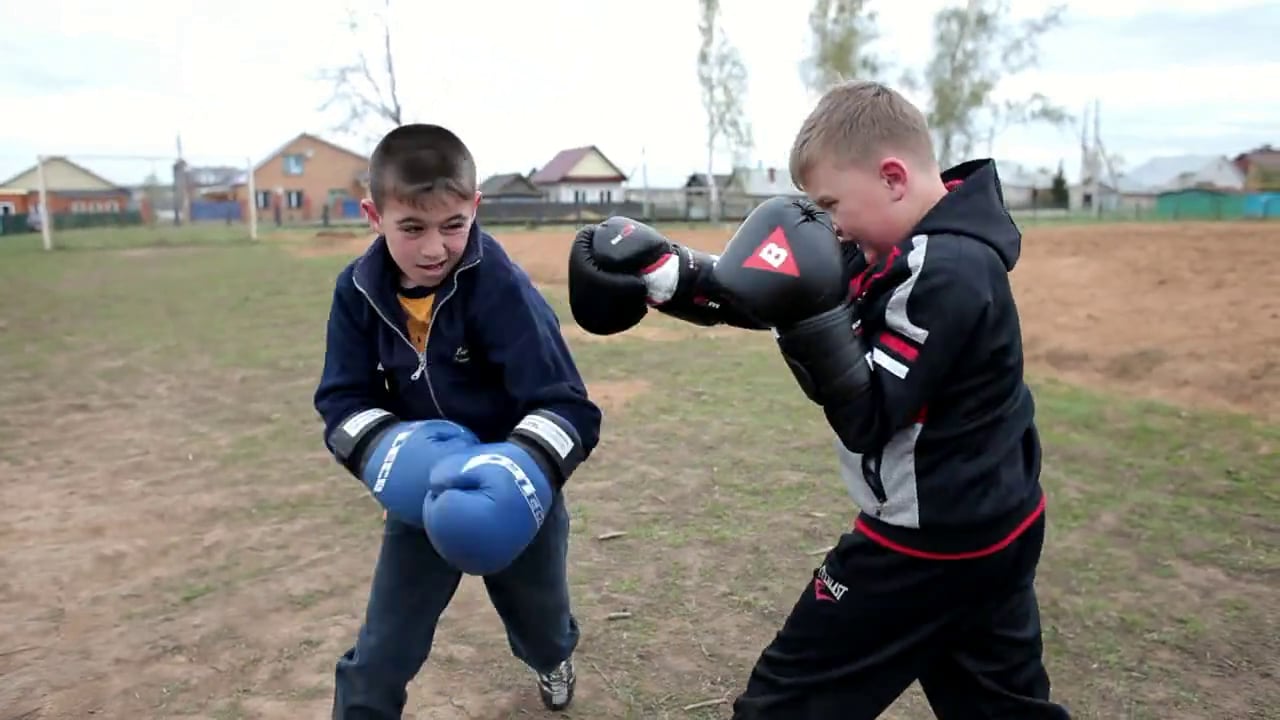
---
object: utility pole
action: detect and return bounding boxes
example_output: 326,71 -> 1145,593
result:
1092,99 -> 1102,218
641,145 -> 651,221
1077,102 -> 1090,216
174,134 -> 186,226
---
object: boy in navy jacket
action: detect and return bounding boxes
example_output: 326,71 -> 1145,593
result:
314,123 -> 601,718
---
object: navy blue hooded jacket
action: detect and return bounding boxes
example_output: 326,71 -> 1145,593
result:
313,222 -> 601,476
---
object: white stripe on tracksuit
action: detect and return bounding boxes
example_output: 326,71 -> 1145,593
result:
836,234 -> 930,530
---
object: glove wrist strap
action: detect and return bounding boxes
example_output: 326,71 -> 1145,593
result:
510,410 -> 585,489
328,408 -> 399,475
650,246 -> 770,330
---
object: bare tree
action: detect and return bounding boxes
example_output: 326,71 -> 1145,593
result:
922,0 -> 1071,167
318,0 -> 404,145
697,0 -> 753,223
800,0 -> 882,95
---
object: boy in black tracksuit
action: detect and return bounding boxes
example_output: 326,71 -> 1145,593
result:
565,80 -> 1071,718
721,158 -> 1066,718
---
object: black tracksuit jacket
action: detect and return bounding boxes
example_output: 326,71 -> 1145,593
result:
830,158 -> 1045,558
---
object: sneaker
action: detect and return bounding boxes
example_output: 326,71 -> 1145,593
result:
535,656 -> 576,711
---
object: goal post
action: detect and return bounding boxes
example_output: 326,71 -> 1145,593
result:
28,152 -> 259,250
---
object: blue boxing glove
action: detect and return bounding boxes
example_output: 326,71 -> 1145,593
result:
424,442 -> 556,576
326,408 -> 479,527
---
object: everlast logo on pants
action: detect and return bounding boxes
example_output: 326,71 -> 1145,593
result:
814,564 -> 849,602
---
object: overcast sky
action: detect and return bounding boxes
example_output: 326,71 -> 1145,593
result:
1,0 -> 1276,187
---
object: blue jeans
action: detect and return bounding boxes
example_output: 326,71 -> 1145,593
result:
332,494 -> 578,719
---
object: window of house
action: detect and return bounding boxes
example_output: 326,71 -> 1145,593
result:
0,202 -> 15,215
286,190 -> 305,209
573,190 -> 585,204
283,154 -> 305,176
601,190 -> 612,204
256,191 -> 272,209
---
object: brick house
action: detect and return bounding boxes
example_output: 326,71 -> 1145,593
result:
0,157 -> 133,220
1233,145 -> 1280,191
242,132 -> 370,224
0,158 -> 132,217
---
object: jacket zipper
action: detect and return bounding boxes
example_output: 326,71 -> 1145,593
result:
418,257 -> 480,419
861,453 -> 889,506
351,256 -> 481,419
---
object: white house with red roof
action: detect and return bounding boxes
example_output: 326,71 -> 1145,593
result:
531,145 -> 628,204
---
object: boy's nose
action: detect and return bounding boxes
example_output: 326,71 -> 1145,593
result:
419,235 -> 446,254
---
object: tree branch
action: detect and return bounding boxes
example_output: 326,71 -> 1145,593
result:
317,0 -> 405,140
801,0 -> 883,95
697,0 -> 753,221
924,0 -> 1071,167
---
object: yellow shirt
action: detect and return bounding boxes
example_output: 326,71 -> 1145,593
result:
397,290 -> 435,353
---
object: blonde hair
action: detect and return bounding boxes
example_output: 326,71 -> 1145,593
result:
789,80 -> 936,191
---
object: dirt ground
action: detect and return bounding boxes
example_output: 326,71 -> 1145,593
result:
2,220 -> 1276,719
522,221 -> 1280,421
292,220 -> 1280,420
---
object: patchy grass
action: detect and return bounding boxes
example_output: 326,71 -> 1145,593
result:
0,221 -> 270,252
0,239 -> 1275,719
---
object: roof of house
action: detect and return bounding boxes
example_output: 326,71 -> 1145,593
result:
480,172 -> 542,196
530,145 -> 627,184
0,156 -> 128,192
1123,154 -> 1245,192
732,166 -> 805,197
254,132 -> 369,174
1239,145 -> 1280,171
1084,154 -> 1248,195
684,172 -> 733,189
186,165 -> 246,187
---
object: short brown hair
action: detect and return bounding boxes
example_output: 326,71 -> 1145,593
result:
789,80 -> 936,191
368,123 -> 477,209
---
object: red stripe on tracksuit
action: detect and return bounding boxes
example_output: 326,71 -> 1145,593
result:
877,331 -> 920,362
855,495 -> 1046,560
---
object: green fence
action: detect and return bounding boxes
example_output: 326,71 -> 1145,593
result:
1155,189 -> 1259,220
0,213 -> 33,235
53,211 -> 145,230
0,211 -> 146,235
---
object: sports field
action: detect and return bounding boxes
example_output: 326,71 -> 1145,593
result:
1,220 -> 1276,718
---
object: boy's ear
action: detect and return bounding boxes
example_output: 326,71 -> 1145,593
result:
879,157 -> 909,201
473,190 -> 482,211
360,198 -> 382,233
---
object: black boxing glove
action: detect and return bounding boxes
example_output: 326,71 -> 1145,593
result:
567,217 -> 765,335
712,197 -> 872,411
567,222 -> 651,335
711,197 -> 848,327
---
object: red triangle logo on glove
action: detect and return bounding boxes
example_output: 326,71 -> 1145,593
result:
741,226 -> 800,277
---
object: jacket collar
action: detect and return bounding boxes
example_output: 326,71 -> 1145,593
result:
351,221 -> 487,316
